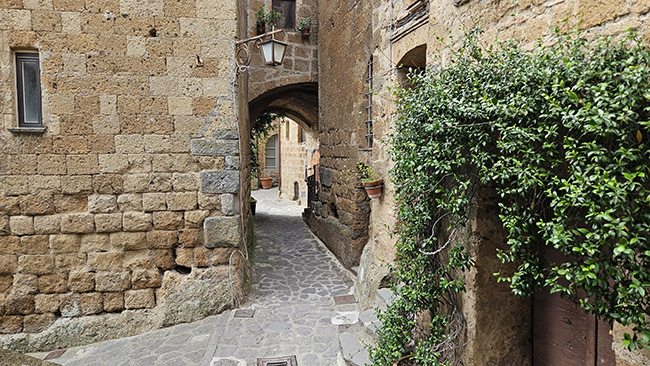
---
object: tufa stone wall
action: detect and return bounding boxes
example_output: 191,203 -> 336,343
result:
305,0 -> 373,268
247,0 -> 318,104
319,0 -> 650,365
0,0 -> 244,350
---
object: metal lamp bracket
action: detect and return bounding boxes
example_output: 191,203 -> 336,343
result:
235,28 -> 284,75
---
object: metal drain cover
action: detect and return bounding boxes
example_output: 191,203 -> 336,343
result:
257,355 -> 298,366
234,309 -> 255,318
333,294 -> 356,305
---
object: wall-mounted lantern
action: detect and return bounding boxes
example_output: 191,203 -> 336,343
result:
260,39 -> 287,66
235,29 -> 287,74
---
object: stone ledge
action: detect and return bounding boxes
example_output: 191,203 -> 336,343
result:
0,348 -> 61,366
7,127 -> 47,134
0,267 -> 234,354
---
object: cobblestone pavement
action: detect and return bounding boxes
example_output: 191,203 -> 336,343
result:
31,188 -> 356,366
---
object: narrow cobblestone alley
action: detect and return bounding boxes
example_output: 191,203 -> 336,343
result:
29,188 -> 357,366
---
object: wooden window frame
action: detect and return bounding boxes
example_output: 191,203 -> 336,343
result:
15,52 -> 43,128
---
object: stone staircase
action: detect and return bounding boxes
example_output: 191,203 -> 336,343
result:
336,288 -> 394,366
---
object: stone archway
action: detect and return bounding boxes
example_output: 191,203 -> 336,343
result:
249,82 -> 318,130
248,82 -> 319,205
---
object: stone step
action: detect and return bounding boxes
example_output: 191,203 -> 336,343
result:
338,331 -> 370,366
337,288 -> 395,366
375,287 -> 394,312
358,309 -> 381,338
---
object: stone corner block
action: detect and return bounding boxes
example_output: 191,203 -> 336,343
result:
224,156 -> 240,170
200,170 -> 240,194
190,138 -> 239,156
203,216 -> 240,248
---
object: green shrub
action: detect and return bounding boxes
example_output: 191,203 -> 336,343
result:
372,28 -> 650,365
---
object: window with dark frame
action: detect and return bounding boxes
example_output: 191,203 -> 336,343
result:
272,0 -> 295,29
15,52 -> 42,128
298,126 -> 306,143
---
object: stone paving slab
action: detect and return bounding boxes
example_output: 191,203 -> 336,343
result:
29,188 -> 357,366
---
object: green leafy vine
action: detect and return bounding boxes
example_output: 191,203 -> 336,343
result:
371,29 -> 650,365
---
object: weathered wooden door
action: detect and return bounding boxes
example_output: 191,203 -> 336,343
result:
533,248 -> 616,365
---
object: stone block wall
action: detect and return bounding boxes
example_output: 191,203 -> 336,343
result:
278,117 -> 317,205
0,0 -> 243,348
303,0 -> 373,269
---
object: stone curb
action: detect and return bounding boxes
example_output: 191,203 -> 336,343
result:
0,348 -> 61,366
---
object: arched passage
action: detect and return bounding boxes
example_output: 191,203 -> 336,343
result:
249,82 -> 318,131
248,82 -> 319,205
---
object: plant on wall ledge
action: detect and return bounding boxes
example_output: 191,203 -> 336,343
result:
371,28 -> 650,365
357,162 -> 383,198
340,161 -> 384,199
296,16 -> 317,37
255,5 -> 267,35
255,5 -> 282,35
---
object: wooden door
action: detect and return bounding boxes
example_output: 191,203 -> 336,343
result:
533,248 -> 616,366
533,289 -> 594,366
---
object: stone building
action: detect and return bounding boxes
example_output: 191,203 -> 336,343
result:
0,0 -> 248,351
309,0 -> 650,365
254,116 -> 318,205
276,117 -> 318,205
1,0 -> 650,363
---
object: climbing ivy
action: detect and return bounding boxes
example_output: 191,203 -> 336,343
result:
250,112 -> 283,178
371,29 -> 650,365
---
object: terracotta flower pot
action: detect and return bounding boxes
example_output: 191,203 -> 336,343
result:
260,177 -> 273,189
301,27 -> 310,37
362,179 -> 383,199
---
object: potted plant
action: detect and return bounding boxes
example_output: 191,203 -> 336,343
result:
255,6 -> 281,34
296,16 -> 317,37
250,112 -> 283,189
266,9 -> 281,31
357,162 -> 383,199
260,176 -> 273,189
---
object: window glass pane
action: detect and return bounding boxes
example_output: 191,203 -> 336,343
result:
265,156 -> 275,169
272,0 -> 295,29
265,135 -> 278,171
22,60 -> 40,124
